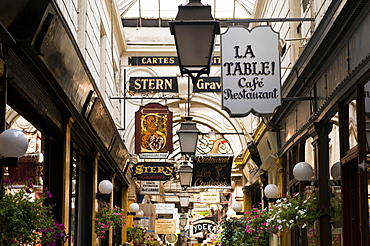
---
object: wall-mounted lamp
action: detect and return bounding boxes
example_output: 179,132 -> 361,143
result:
232,202 -> 243,215
127,202 -> 140,215
264,184 -> 279,202
97,180 -> 113,202
136,209 -> 144,218
0,129 -> 28,167
331,162 -> 341,181
293,162 -> 313,181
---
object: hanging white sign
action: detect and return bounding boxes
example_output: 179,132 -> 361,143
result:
140,181 -> 160,195
221,26 -> 281,117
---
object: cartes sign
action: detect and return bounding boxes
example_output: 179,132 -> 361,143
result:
221,26 -> 281,117
191,154 -> 233,188
132,162 -> 174,181
129,56 -> 221,66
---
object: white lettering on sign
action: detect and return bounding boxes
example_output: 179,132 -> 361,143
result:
221,26 -> 281,117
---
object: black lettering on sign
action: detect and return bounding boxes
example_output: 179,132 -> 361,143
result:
129,77 -> 178,92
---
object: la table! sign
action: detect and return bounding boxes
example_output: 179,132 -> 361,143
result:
221,26 -> 281,117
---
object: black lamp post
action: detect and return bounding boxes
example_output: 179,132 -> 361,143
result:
169,0 -> 220,83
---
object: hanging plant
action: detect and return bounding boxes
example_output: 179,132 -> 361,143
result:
0,177 -> 68,246
94,202 -> 126,239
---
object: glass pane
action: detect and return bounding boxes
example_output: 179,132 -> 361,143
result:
331,185 -> 343,246
70,159 -> 78,245
364,81 -> 370,153
349,100 -> 357,149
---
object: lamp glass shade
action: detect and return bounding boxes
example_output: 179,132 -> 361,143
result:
264,184 -> 279,199
179,193 -> 190,207
179,214 -> 187,227
178,163 -> 193,187
331,162 -> 341,181
170,23 -> 218,76
0,129 -> 28,158
293,162 -> 313,181
177,117 -> 200,155
129,203 -> 140,212
136,210 -> 144,218
208,130 -> 216,141
98,180 -> 113,194
169,1 -> 220,77
232,202 -> 242,213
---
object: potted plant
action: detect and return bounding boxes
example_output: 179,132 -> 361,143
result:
330,193 -> 342,228
127,226 -> 159,246
245,206 -> 273,235
267,191 -> 326,230
220,210 -> 269,246
266,193 -> 302,230
0,177 -> 68,245
94,202 -> 126,239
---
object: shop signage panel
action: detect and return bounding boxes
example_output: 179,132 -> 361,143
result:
193,77 -> 221,92
132,162 -> 174,181
155,220 -> 177,234
129,56 -> 221,66
140,181 -> 160,195
156,203 -> 176,214
137,204 -> 156,234
221,26 -> 281,117
135,103 -> 173,159
200,192 -> 220,203
87,98 -> 116,149
191,154 -> 233,188
129,77 -> 179,93
191,217 -> 217,235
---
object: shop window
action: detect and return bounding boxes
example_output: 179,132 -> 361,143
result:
348,100 -> 358,149
70,147 -> 92,246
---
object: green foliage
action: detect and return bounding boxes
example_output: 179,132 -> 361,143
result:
94,202 -> 126,239
127,226 -> 160,246
0,177 -> 68,246
267,191 -> 327,229
220,212 -> 269,246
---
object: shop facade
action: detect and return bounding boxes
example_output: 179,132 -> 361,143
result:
0,1 -> 130,245
249,1 -> 370,245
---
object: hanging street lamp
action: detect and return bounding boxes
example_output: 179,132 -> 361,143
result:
177,162 -> 193,189
169,0 -> 220,83
177,116 -> 200,157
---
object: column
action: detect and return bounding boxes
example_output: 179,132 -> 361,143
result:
92,151 -> 100,245
62,117 -> 74,244
243,185 -> 252,212
121,186 -> 129,243
309,122 -> 333,246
